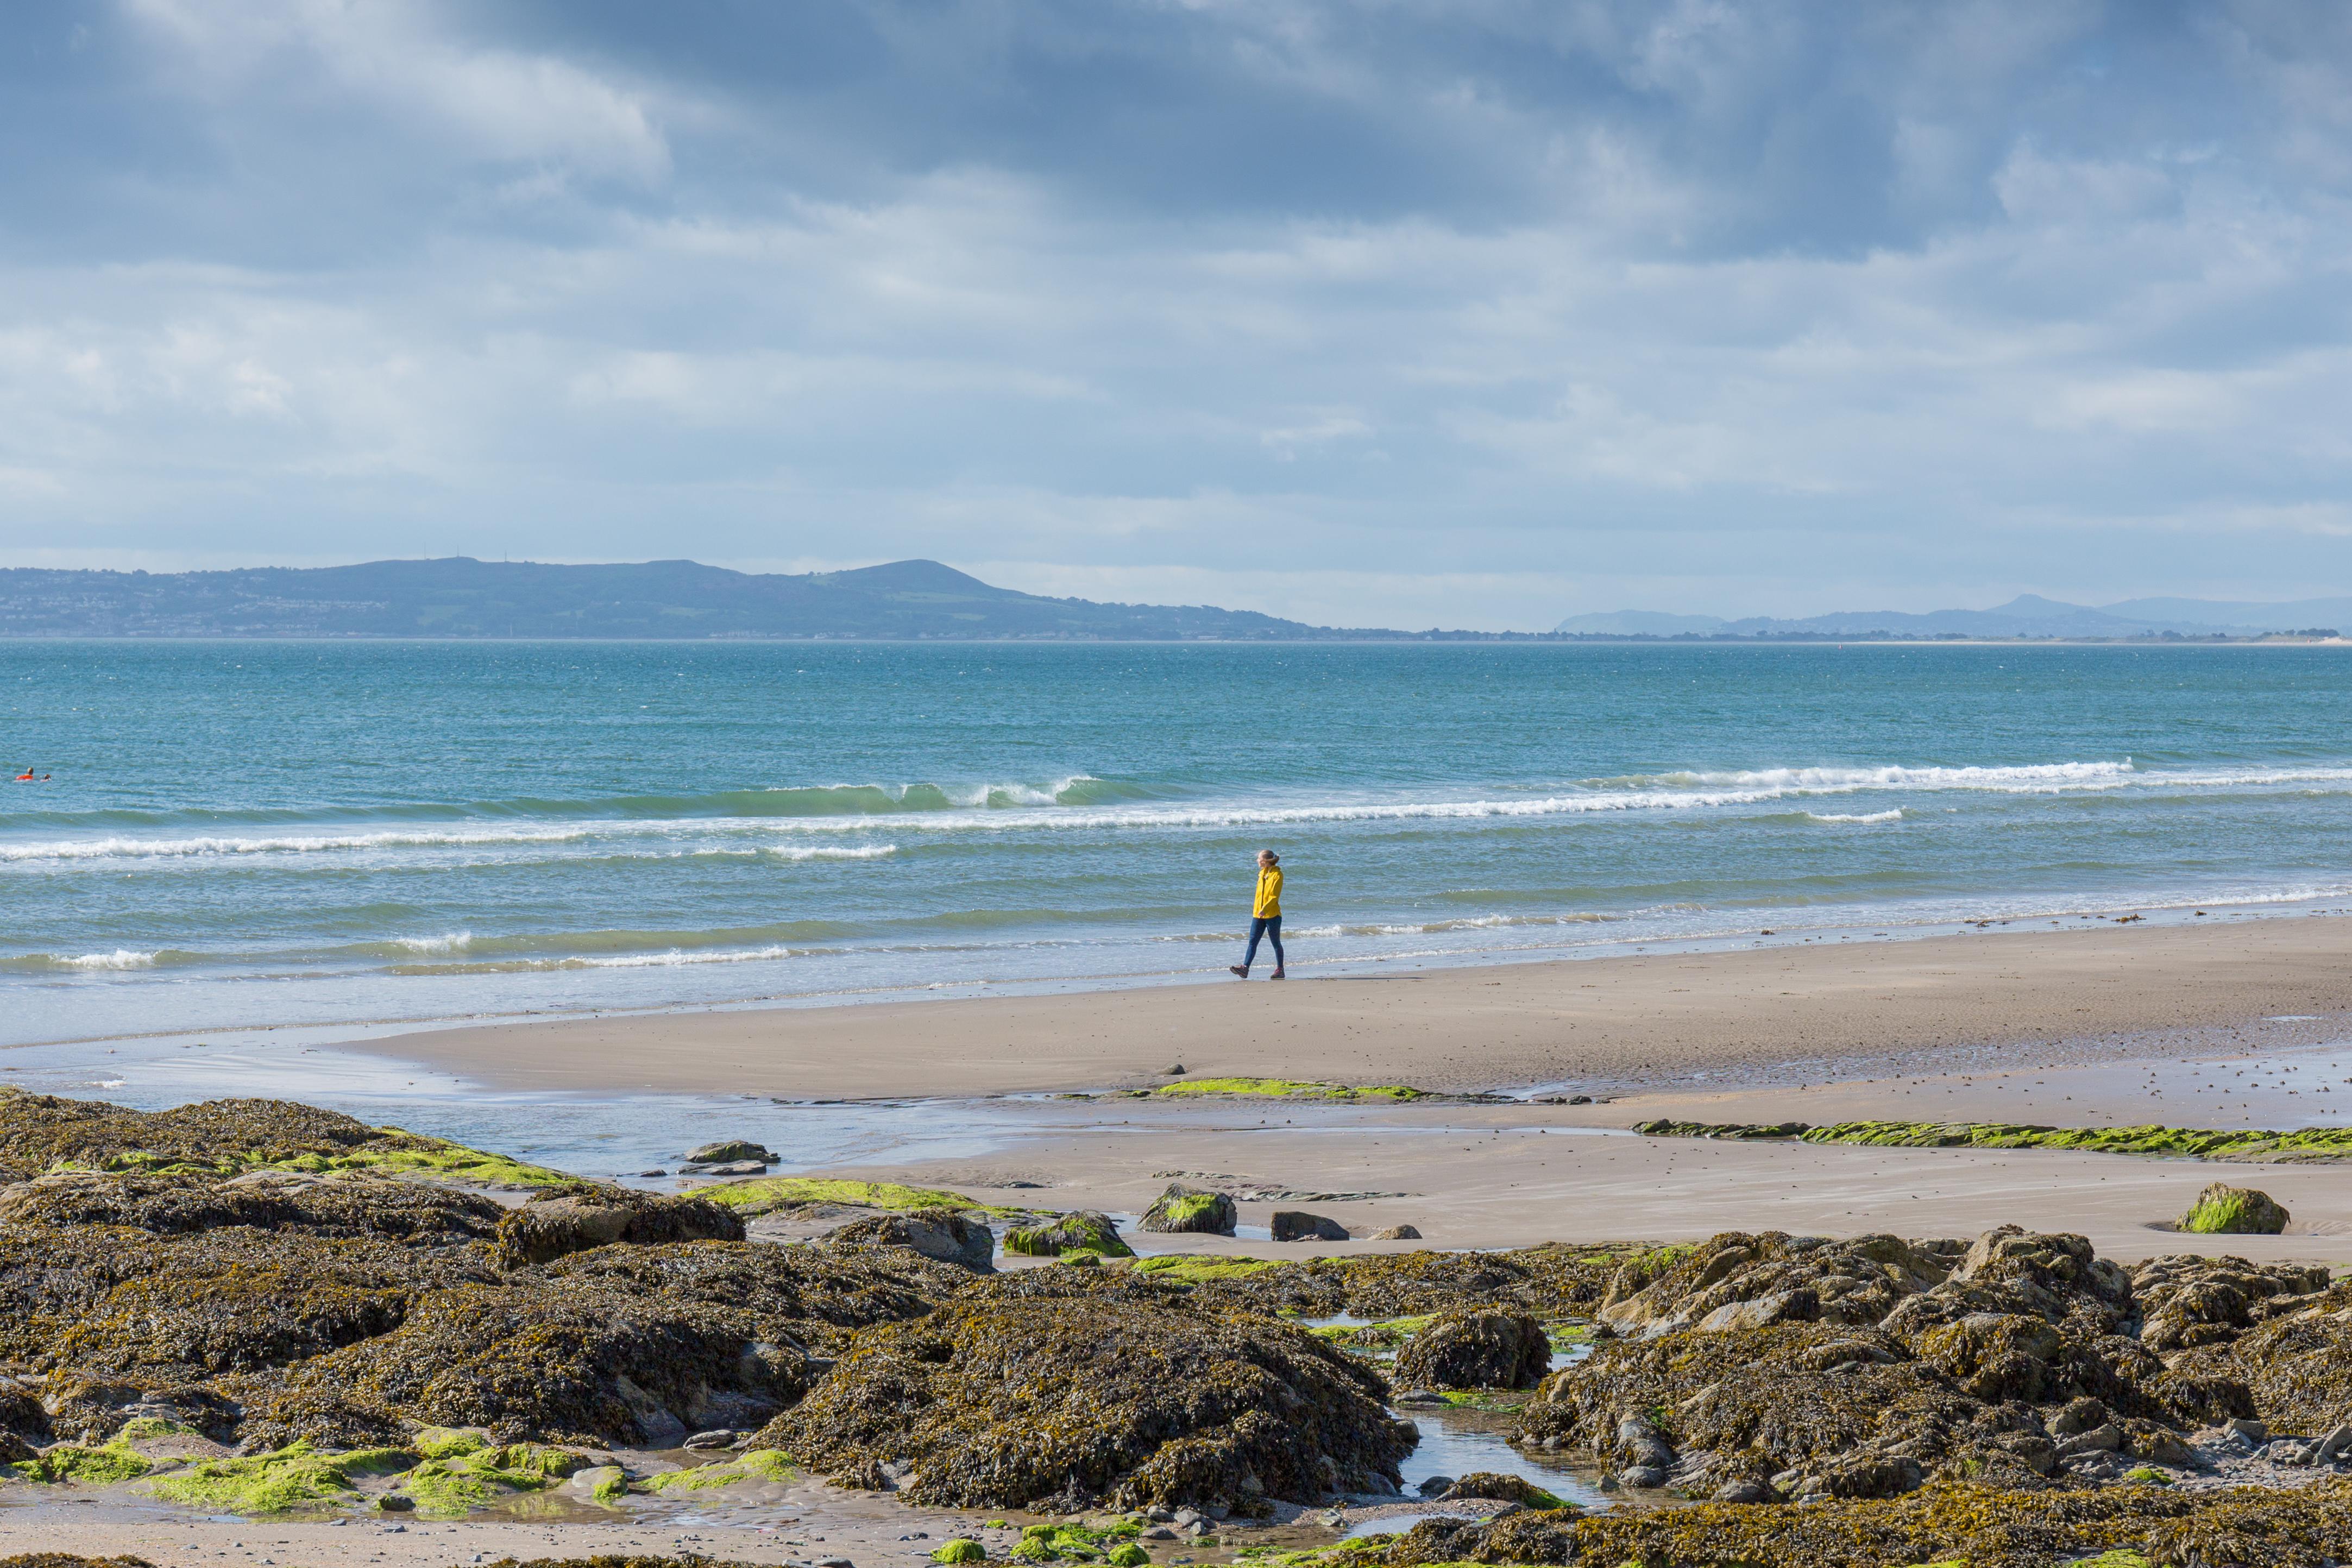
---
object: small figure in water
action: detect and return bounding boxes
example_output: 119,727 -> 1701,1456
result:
1229,848 -> 1286,980
11,767 -> 32,782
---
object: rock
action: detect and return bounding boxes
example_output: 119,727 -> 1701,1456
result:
2224,1416 -> 2268,1444
685,1140 -> 775,1166
2133,1255 -> 2329,1351
932,1541 -> 986,1564
1138,1183 -> 1237,1236
2177,1182 -> 2289,1236
1438,1472 -> 1560,1507
375,1494 -> 415,1512
826,1212 -> 996,1274
1271,1211 -> 1349,1243
1139,1526 -> 1178,1540
684,1428 -> 737,1449
756,1273 -> 1413,1510
686,1160 -> 772,1176
1712,1478 -> 1773,1504
567,1464 -> 627,1502
2318,1422 -> 2352,1462
1369,1225 -> 1422,1240
1165,1065 -> 1186,1075
1415,1474 -> 1454,1496
2054,1424 -> 2122,1458
491,1182 -> 745,1269
1566,1095 -> 1592,1105
1392,1311 -> 1552,1390
1619,1465 -> 1668,1488
1002,1211 -> 1134,1260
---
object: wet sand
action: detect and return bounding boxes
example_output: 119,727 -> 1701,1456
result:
364,917 -> 2352,1102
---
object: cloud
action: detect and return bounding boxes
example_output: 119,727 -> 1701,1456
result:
0,1 -> 2348,625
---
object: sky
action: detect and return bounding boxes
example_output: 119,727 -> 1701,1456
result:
4,2 -> 2351,631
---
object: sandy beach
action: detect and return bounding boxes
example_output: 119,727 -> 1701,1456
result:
338,912 -> 2352,1269
373,916 -> 2352,1101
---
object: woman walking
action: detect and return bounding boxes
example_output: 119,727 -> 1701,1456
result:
1229,849 -> 1285,979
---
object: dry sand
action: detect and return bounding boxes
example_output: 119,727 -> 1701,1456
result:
370,916 -> 2352,1101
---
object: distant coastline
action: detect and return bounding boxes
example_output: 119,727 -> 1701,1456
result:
1,556 -> 2345,641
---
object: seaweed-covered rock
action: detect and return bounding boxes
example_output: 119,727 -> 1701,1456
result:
537,1239 -> 956,1350
2174,1280 -> 2352,1433
1519,1227 -> 2230,1497
1598,1231 -> 1957,1334
492,1183 -> 744,1270
1359,1478 -> 2352,1568
0,1219 -> 490,1374
1183,1243 -> 1636,1320
263,1276 -> 807,1446
1369,1225 -> 1421,1241
1003,1210 -> 1133,1259
1392,1311 -> 1551,1390
826,1211 -> 995,1273
683,1140 -> 774,1166
1272,1211 -> 1349,1243
1139,1183 -> 1237,1236
0,1169 -> 505,1246
2131,1254 -> 2330,1351
758,1274 -> 1413,1510
2179,1181 -> 2290,1235
0,1088 -> 558,1187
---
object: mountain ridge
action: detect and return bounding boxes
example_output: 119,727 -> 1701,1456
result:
0,557 -> 1372,641
1557,593 -> 2352,639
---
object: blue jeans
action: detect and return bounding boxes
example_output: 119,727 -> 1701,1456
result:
1243,915 -> 1284,970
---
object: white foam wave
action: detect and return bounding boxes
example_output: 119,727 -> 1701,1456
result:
764,843 -> 897,861
1806,809 -> 1904,824
16,759 -> 2352,865
393,932 -> 473,955
0,826 -> 590,864
400,944 -> 806,974
56,948 -> 160,970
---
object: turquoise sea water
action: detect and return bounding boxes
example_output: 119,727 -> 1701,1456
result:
8,640 -> 2352,1048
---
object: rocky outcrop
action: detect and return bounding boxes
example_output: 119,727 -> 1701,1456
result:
1139,1183 -> 1237,1236
758,1271 -> 1413,1511
1003,1210 -> 1133,1258
491,1182 -> 744,1269
1519,1226 -> 2266,1503
2179,1182 -> 2290,1235
1272,1210 -> 1349,1242
825,1211 -> 996,1273
1393,1311 -> 1552,1390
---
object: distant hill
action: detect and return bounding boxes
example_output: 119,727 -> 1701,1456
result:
0,558 -> 1372,640
1557,593 -> 2352,639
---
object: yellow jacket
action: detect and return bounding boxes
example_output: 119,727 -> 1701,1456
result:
1254,865 -> 1284,918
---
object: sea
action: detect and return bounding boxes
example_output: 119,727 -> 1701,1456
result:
9,638 -> 2352,1050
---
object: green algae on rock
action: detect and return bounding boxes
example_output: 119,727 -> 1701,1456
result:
1004,1210 -> 1134,1259
640,1449 -> 797,1493
695,1176 -> 1018,1217
388,1428 -> 588,1516
141,1439 -> 411,1513
1631,1118 -> 1810,1139
0,1088 -> 568,1187
2178,1181 -> 2290,1235
1139,1183 -> 1237,1236
2,1438 -> 154,1485
757,1272 -> 1412,1511
1152,1078 -> 1429,1102
932,1541 -> 988,1564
